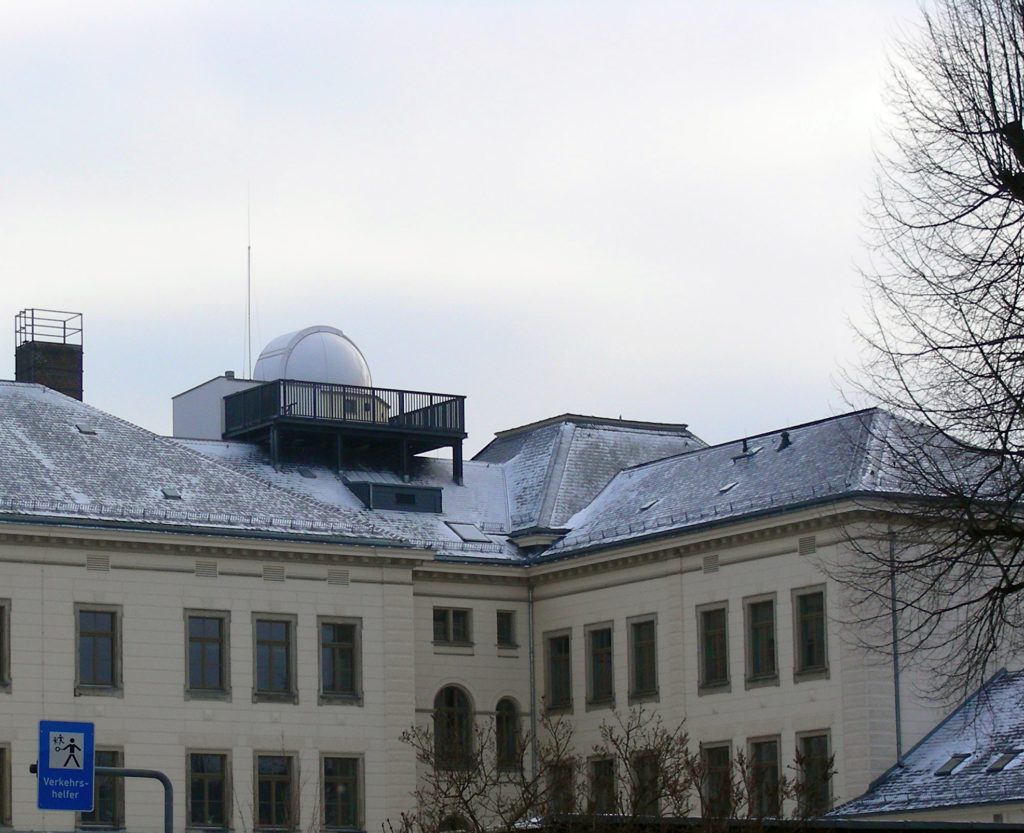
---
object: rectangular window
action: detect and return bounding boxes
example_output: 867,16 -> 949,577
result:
0,745 -> 9,827
496,610 -> 516,648
319,619 -> 361,702
80,749 -> 124,829
188,752 -> 229,830
797,733 -> 831,816
548,762 -> 575,814
322,756 -> 361,830
749,738 -> 780,817
628,615 -> 658,700
432,608 -> 471,644
702,744 -> 731,818
633,752 -> 660,816
589,758 -> 616,815
253,616 -> 296,702
698,605 -> 729,689
0,600 -> 9,690
745,598 -> 777,682
256,754 -> 295,830
586,624 -> 614,706
186,612 -> 229,696
76,606 -> 121,693
545,631 -> 572,711
794,589 -> 828,677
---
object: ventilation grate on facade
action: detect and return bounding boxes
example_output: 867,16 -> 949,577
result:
703,553 -> 720,574
195,561 -> 218,578
798,535 -> 817,556
327,568 -> 350,586
262,565 -> 285,582
86,553 -> 110,572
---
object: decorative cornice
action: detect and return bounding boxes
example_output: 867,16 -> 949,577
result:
0,524 -> 430,568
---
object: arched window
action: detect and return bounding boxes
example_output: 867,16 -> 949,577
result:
495,698 -> 520,771
434,686 -> 473,769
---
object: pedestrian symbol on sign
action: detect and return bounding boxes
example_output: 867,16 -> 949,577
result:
49,731 -> 85,770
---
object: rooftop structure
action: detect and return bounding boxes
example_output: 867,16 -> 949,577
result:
835,669 -> 1024,820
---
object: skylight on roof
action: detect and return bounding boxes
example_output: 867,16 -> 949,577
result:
935,753 -> 970,776
987,751 -> 1020,773
75,423 -> 97,435
161,487 -> 182,500
298,467 -> 317,479
732,445 -> 763,462
446,522 -> 491,543
719,481 -> 738,493
639,498 -> 659,512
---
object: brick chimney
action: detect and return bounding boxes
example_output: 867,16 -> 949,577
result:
15,309 -> 84,400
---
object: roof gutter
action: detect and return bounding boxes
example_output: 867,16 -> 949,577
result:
0,512 -> 412,550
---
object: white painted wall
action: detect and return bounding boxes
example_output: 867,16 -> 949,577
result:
171,376 -> 261,440
0,538 -> 418,833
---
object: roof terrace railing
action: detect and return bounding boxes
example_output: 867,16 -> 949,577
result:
224,379 -> 466,437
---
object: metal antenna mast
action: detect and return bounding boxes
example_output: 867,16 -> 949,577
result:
246,188 -> 252,378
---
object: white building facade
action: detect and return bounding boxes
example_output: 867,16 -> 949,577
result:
0,322 -> 1007,831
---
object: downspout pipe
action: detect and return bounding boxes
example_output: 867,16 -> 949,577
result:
889,531 -> 904,765
528,581 -> 539,781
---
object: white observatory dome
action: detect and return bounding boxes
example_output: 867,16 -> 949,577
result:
253,326 -> 373,387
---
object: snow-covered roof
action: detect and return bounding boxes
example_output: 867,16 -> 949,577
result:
0,381 -> 957,565
834,669 -> 1024,816
541,409 -> 892,558
0,382 -> 400,545
177,439 -> 521,562
473,414 -> 703,532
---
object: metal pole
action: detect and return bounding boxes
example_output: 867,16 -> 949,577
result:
96,766 -> 173,833
888,532 -> 904,765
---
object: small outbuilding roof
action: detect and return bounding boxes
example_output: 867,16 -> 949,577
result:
833,669 -> 1024,816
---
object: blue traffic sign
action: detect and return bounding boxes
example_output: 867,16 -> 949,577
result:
37,720 -> 95,811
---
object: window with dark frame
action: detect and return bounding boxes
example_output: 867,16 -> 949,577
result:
0,746 -> 8,827
78,609 -> 118,690
633,752 -> 660,816
188,753 -> 228,830
187,615 -> 227,693
432,608 -> 471,644
798,734 -> 831,816
320,621 -> 359,699
255,619 -> 293,698
256,755 -> 294,830
0,601 -> 8,688
546,633 -> 572,710
80,749 -> 124,829
434,686 -> 473,770
548,762 -> 575,814
496,610 -> 516,647
795,591 -> 827,674
588,626 -> 614,705
747,600 -> 777,680
702,745 -> 731,818
749,739 -> 780,817
323,757 -> 360,830
590,758 -> 616,814
495,698 -> 521,771
700,607 -> 728,687
629,618 -> 657,698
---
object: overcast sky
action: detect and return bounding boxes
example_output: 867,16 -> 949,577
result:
1,1 -> 915,454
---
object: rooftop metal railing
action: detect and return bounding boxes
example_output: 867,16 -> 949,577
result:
224,379 -> 466,436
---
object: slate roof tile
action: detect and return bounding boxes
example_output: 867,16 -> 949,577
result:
0,382 -> 400,544
834,669 -> 1024,815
